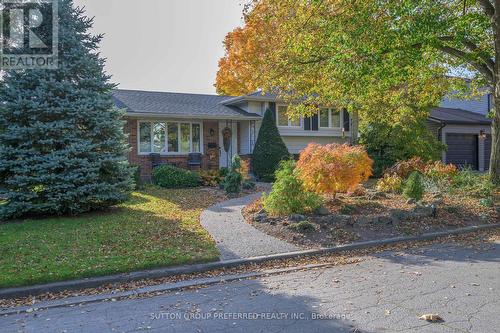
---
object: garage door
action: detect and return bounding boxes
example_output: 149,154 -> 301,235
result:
485,135 -> 492,171
446,133 -> 478,170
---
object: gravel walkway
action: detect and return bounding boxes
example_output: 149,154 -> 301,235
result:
200,192 -> 300,260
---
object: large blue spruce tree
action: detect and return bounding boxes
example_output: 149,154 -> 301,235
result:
0,0 -> 134,219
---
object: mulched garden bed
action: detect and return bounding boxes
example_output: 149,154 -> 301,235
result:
243,188 -> 499,249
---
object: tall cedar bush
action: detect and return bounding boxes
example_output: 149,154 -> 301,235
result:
296,143 -> 373,195
0,0 -> 134,219
262,160 -> 321,216
403,171 -> 425,201
252,108 -> 290,181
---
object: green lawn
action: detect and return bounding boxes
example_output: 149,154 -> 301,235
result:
0,187 -> 221,289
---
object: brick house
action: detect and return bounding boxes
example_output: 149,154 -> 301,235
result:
113,90 -> 358,181
114,88 -> 493,181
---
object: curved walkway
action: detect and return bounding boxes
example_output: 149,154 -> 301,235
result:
200,192 -> 300,260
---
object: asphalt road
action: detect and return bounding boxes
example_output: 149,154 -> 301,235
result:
1,241 -> 499,333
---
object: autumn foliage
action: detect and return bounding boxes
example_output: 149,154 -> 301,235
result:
296,144 -> 373,195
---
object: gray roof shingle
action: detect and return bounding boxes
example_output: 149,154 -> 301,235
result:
430,107 -> 492,125
113,89 -> 262,119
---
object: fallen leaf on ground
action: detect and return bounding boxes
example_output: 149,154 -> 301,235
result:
419,314 -> 443,322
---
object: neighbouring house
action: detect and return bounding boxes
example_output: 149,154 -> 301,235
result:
113,90 -> 357,181
113,89 -> 493,181
428,92 -> 492,172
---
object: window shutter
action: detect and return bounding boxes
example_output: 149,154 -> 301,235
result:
311,114 -> 319,131
343,109 -> 350,132
304,116 -> 311,131
269,102 -> 276,121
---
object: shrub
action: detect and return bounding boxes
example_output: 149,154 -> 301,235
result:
219,167 -> 229,177
403,171 -> 425,201
153,165 -> 200,188
222,155 -> 243,194
385,157 -> 427,179
479,197 -> 494,207
424,161 -> 458,180
199,170 -> 223,187
240,159 -> 251,181
359,120 -> 445,177
450,169 -> 494,198
252,108 -> 290,181
262,160 -> 322,216
133,165 -> 142,190
296,143 -> 373,195
289,221 -> 315,233
376,174 -> 404,193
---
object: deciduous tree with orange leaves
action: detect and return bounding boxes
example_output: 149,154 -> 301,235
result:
214,1 -> 276,96
296,143 -> 373,195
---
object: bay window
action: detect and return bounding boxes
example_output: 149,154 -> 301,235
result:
138,121 -> 202,154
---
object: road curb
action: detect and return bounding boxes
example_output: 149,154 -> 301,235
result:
1,223 -> 498,301
0,263 -> 335,316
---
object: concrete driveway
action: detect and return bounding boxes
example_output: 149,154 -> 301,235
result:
1,241 -> 499,333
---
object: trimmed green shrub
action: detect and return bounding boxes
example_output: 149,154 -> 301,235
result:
223,155 -> 243,194
252,108 -> 290,181
403,171 -> 425,201
153,165 -> 200,188
262,160 -> 322,216
289,221 -> 315,233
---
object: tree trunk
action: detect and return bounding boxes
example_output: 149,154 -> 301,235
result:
491,0 -> 500,185
491,94 -> 500,185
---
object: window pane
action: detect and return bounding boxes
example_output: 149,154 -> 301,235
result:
139,122 -> 151,153
192,124 -> 201,153
153,123 -> 165,153
277,106 -> 288,126
331,110 -> 341,128
320,109 -> 329,128
290,117 -> 301,127
167,123 -> 178,152
180,123 -> 190,153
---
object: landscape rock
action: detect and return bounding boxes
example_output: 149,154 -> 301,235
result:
390,209 -> 411,221
315,206 -> 330,216
288,214 -> 306,222
413,204 -> 437,218
406,198 -> 416,205
253,213 -> 268,222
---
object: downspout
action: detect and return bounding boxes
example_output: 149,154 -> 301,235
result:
438,121 -> 446,163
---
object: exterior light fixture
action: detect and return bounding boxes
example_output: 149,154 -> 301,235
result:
479,130 -> 487,140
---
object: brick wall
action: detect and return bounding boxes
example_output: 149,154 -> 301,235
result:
125,118 -> 221,181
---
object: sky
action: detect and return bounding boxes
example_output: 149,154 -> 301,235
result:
73,0 -> 245,94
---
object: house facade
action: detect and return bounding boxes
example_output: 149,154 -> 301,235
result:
114,89 -> 493,181
114,90 -> 357,181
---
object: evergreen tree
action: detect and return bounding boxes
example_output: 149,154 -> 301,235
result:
0,0 -> 134,219
252,108 -> 290,181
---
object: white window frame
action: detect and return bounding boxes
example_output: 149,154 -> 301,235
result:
276,104 -> 302,128
137,120 -> 203,155
318,108 -> 343,129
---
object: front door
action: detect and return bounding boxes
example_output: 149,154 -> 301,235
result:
219,120 -> 238,169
